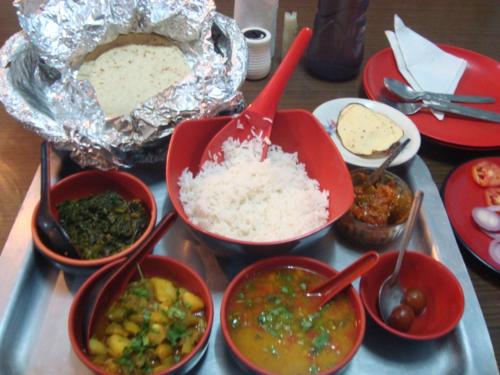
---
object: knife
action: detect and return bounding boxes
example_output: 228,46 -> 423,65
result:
384,78 -> 496,104
422,100 -> 500,123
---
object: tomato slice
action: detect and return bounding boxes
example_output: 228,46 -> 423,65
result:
471,161 -> 500,187
484,187 -> 500,207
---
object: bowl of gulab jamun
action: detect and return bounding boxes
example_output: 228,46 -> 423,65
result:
359,250 -> 464,340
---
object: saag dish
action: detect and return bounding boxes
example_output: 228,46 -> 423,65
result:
89,276 -> 207,374
227,267 -> 359,375
57,191 -> 148,259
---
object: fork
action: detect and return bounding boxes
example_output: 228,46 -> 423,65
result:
379,96 -> 423,115
379,95 -> 500,123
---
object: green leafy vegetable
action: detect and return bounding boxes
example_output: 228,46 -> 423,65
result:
57,191 -> 148,259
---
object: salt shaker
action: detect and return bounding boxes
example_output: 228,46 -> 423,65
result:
281,11 -> 298,59
304,0 -> 369,81
234,0 -> 279,57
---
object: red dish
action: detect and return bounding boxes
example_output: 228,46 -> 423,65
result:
360,251 -> 464,340
220,256 -> 365,375
68,255 -> 214,375
443,156 -> 500,273
166,110 -> 354,257
363,45 -> 500,150
31,170 -> 157,274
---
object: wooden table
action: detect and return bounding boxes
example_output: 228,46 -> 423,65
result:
1,0 -> 498,366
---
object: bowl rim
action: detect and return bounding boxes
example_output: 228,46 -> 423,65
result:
359,250 -> 465,341
31,169 -> 157,267
68,254 -> 214,375
166,109 -> 354,247
220,255 -> 366,375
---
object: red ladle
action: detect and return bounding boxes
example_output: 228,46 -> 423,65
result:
307,251 -> 379,309
85,211 -> 178,345
200,27 -> 312,164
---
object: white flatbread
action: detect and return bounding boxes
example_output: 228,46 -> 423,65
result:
78,35 -> 191,118
337,103 -> 404,156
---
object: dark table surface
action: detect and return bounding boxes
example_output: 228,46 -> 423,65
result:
0,0 -> 498,366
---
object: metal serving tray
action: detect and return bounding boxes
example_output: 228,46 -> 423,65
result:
0,155 -> 498,375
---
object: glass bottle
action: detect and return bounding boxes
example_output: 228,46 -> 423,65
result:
304,0 -> 369,81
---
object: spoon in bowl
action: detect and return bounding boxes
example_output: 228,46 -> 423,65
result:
307,251 -> 379,310
85,210 -> 178,345
199,27 -> 312,164
378,190 -> 424,323
365,138 -> 410,186
36,142 -> 81,259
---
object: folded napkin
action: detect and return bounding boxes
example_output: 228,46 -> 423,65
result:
385,15 -> 468,120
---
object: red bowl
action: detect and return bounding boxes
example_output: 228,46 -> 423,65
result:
32,170 -> 157,274
166,110 -> 354,256
68,255 -> 214,375
360,251 -> 464,340
220,256 -> 365,375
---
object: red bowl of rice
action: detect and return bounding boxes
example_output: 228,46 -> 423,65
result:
166,109 -> 354,256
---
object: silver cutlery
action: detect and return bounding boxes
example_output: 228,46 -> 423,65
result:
381,96 -> 500,123
384,78 -> 496,104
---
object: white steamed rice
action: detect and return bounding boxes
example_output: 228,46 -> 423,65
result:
178,137 -> 329,242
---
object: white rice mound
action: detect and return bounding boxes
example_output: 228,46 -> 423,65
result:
178,137 -> 330,242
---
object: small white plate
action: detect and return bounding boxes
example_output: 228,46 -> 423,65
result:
313,98 -> 421,168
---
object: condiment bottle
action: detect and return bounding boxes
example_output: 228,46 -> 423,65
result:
304,0 -> 369,81
242,27 -> 272,80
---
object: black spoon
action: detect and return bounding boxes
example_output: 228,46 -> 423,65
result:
36,142 -> 81,259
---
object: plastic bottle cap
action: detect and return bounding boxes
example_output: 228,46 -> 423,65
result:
242,27 -> 272,80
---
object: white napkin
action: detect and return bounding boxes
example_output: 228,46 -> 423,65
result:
385,15 -> 467,120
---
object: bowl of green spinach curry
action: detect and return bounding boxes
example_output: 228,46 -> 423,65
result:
32,170 -> 157,274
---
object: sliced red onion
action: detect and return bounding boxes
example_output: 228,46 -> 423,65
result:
472,207 -> 500,233
488,239 -> 500,265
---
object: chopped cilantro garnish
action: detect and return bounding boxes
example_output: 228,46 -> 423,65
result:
167,321 -> 188,346
311,331 -> 329,354
167,304 -> 186,320
131,287 -> 150,298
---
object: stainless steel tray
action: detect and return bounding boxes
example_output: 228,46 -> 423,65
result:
0,155 -> 498,375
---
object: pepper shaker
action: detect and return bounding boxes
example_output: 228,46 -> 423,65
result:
234,0 -> 279,57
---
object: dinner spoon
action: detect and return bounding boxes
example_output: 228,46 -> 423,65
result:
365,138 -> 410,186
36,142 -> 81,259
306,251 -> 379,309
85,210 -> 178,345
378,190 -> 424,324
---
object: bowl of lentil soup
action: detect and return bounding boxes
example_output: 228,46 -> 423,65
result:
220,256 -> 365,375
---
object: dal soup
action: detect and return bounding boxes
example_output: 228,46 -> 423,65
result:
226,267 -> 359,375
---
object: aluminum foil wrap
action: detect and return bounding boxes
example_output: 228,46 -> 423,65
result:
0,0 -> 247,169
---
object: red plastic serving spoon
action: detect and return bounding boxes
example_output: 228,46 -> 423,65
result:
199,27 -> 312,164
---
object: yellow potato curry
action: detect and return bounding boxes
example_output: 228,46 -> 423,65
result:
89,276 -> 206,374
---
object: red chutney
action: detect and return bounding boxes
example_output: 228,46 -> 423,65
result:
351,170 -> 412,226
226,267 -> 359,375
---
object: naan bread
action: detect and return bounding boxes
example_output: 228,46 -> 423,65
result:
337,103 -> 404,156
78,34 -> 191,118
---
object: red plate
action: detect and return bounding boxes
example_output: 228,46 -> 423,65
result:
363,45 -> 500,150
443,156 -> 500,273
